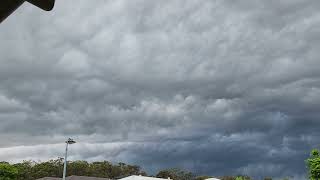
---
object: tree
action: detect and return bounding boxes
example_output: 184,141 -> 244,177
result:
307,149 -> 320,180
156,168 -> 194,180
9,159 -> 149,179
235,175 -> 251,180
67,160 -> 89,177
264,177 -> 272,180
220,176 -> 235,180
31,159 -> 63,179
13,161 -> 34,180
0,162 -> 18,180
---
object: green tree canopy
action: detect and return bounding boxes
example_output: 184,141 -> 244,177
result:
156,168 -> 194,180
235,175 -> 251,180
0,162 -> 18,180
219,176 -> 236,180
306,149 -> 320,180
10,159 -> 146,180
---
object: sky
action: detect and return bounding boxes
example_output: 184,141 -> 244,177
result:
0,0 -> 320,179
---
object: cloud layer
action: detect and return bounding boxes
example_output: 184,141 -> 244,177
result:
1,0 -> 320,179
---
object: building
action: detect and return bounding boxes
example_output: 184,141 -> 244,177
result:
206,178 -> 221,180
37,175 -> 169,180
119,175 -> 170,180
37,175 -> 111,180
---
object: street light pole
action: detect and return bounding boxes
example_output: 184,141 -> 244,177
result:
62,138 -> 76,180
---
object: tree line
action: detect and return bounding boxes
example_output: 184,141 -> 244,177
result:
0,160 -> 258,180
1,159 -> 146,180
1,148 -> 320,180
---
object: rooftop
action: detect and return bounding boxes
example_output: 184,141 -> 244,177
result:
37,175 -> 171,180
119,175 -> 170,180
37,176 -> 111,180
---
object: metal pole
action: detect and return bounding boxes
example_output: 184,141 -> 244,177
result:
62,142 -> 68,180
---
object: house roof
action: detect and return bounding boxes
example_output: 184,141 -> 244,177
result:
119,175 -> 169,180
38,175 -> 168,180
37,176 -> 110,180
205,178 -> 221,180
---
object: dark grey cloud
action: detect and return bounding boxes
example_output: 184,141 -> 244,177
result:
0,0 -> 320,179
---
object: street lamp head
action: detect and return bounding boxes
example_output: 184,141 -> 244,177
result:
66,138 -> 76,144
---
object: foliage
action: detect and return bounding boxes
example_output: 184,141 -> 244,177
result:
13,161 -> 36,180
235,177 -> 244,180
156,168 -> 194,180
235,175 -> 251,180
264,177 -> 272,180
0,162 -> 18,180
312,149 -> 320,157
0,159 -> 280,180
306,149 -> 320,180
10,159 -> 146,180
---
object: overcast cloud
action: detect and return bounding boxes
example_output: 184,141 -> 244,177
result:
0,0 -> 320,179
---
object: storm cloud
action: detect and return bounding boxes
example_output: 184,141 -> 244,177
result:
1,0 -> 320,179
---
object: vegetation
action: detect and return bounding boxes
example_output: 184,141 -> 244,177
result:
0,162 -> 18,180
156,168 -> 195,180
306,149 -> 320,180
0,157 -> 303,180
1,159 -> 145,180
235,175 -> 251,180
0,160 -> 253,180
